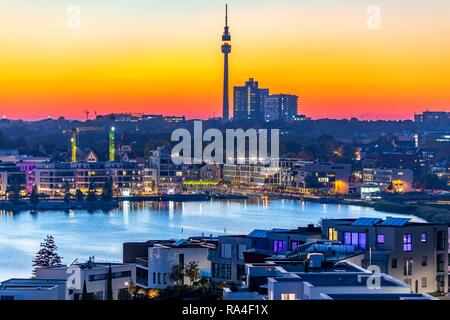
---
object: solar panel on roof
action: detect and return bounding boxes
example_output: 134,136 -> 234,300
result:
381,218 -> 411,226
173,239 -> 187,247
271,228 -> 291,233
351,218 -> 382,226
247,229 -> 268,238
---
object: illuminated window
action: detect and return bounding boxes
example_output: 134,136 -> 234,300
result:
377,234 -> 385,244
273,240 -> 287,252
421,233 -> 427,243
328,228 -> 338,241
403,234 -> 412,252
281,293 -> 296,300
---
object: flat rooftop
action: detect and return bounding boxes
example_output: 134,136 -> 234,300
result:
292,273 -> 403,287
326,293 -> 436,300
0,278 -> 66,289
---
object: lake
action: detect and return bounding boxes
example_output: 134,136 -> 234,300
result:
0,199 -> 423,281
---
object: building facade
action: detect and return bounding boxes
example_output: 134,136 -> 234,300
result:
233,78 -> 269,121
263,94 -> 298,122
322,217 -> 448,294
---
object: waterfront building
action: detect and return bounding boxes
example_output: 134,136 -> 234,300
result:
34,161 -> 144,196
362,168 -> 413,193
123,238 -> 216,290
222,159 -> 296,188
233,78 -> 269,121
0,162 -> 26,197
263,94 -> 298,122
65,258 -> 135,300
293,161 -> 352,195
34,163 -> 76,196
209,225 -> 322,285
322,217 -> 448,294
149,146 -> 184,194
105,162 -> 143,196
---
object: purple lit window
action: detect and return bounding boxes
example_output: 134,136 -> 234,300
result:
291,241 -> 299,251
403,234 -> 412,252
377,234 -> 385,244
351,233 -> 359,246
358,233 -> 367,250
273,240 -> 287,252
344,231 -> 367,250
344,232 -> 351,245
421,233 -> 427,243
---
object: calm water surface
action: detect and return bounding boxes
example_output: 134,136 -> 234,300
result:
0,199 -> 423,281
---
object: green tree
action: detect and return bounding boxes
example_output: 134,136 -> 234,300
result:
87,181 -> 97,202
75,189 -> 84,202
30,185 -> 40,206
185,261 -> 200,286
169,264 -> 185,286
197,277 -> 211,296
8,176 -> 22,203
101,177 -> 113,201
63,181 -> 71,204
32,235 -> 63,275
81,280 -> 90,300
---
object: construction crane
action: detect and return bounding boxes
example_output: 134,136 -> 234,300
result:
71,127 -> 103,163
83,110 -> 90,121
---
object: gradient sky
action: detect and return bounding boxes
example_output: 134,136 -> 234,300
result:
1,0 -> 449,120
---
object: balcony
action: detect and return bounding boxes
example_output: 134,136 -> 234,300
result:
136,258 -> 148,269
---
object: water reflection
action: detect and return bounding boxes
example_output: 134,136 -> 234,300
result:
0,199 -> 424,281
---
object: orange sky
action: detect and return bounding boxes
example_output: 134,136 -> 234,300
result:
0,0 -> 449,120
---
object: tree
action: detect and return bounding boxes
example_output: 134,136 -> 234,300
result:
32,235 -> 63,275
75,189 -> 84,202
87,181 -> 97,202
8,176 -> 22,203
101,177 -> 113,201
169,264 -> 185,286
185,261 -> 200,286
106,265 -> 113,300
197,277 -> 211,296
81,280 -> 90,301
63,181 -> 71,204
30,185 -> 40,206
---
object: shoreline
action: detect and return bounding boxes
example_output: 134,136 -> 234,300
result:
0,193 -> 448,225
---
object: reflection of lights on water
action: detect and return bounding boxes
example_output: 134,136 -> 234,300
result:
322,204 -> 328,212
169,201 -> 174,218
68,210 -> 75,218
123,201 -> 130,225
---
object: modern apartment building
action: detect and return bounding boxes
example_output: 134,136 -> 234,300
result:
263,94 -> 298,122
123,238 -> 216,290
362,168 -> 414,193
322,217 -> 448,294
293,161 -> 352,195
209,226 -> 322,285
233,78 -> 269,121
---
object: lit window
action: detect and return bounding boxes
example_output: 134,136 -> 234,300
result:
377,234 -> 385,244
328,227 -> 338,241
273,240 -> 287,252
281,293 -> 296,300
421,233 -> 427,243
403,234 -> 412,252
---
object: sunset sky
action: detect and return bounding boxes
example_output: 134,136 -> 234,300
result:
0,0 -> 449,120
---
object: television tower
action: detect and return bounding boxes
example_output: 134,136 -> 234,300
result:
221,4 -> 231,120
